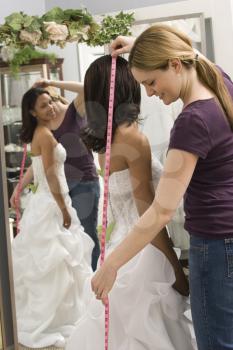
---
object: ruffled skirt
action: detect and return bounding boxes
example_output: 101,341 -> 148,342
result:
66,244 -> 197,350
12,191 -> 93,348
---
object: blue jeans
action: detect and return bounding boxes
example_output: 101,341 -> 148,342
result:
68,179 -> 100,271
189,235 -> 233,350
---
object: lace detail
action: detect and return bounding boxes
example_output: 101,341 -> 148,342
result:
32,143 -> 69,194
107,156 -> 163,248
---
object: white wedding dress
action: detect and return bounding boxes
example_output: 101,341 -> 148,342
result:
66,156 -> 197,350
12,143 -> 94,348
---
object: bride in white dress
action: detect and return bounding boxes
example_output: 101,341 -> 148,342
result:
66,55 -> 196,349
12,88 -> 93,348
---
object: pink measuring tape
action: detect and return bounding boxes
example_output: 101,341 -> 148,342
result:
15,143 -> 27,234
100,56 -> 117,350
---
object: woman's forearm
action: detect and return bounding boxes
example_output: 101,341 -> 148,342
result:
106,202 -> 172,270
49,80 -> 84,93
19,165 -> 33,189
45,170 -> 66,211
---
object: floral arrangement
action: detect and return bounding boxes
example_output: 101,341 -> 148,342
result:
0,7 -> 135,74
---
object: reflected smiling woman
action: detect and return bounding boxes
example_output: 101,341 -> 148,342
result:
11,88 -> 93,348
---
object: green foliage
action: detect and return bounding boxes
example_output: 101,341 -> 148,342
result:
26,183 -> 38,194
0,8 -> 135,74
97,168 -> 104,177
41,7 -> 66,24
10,46 -> 56,76
24,17 -> 42,33
63,8 -> 94,24
5,12 -> 25,31
5,12 -> 42,33
87,11 -> 135,46
98,221 -> 116,242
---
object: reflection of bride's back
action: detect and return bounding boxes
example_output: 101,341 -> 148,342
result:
12,143 -> 93,349
66,156 -> 197,350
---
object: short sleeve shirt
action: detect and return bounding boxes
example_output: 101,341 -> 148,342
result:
168,69 -> 233,238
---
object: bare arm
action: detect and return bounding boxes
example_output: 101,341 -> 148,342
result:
125,130 -> 189,295
33,78 -> 84,94
39,129 -> 71,228
10,166 -> 33,208
110,36 -> 136,57
92,148 -> 198,300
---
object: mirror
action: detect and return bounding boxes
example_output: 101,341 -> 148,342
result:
0,59 -> 65,349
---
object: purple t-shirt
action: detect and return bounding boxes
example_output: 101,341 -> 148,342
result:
169,69 -> 233,238
52,101 -> 98,181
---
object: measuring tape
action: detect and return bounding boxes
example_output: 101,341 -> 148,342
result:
15,143 -> 27,234
100,56 -> 117,350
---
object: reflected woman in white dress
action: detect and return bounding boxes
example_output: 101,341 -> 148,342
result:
66,55 -> 196,350
12,88 -> 93,348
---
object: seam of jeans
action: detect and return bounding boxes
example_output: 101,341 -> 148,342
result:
203,243 -> 214,350
225,238 -> 233,278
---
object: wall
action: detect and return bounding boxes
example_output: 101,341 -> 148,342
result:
0,0 -> 45,23
128,0 -> 233,77
45,0 -> 188,14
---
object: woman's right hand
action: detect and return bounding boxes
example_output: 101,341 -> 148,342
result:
110,36 -> 136,57
62,207 -> 71,229
33,79 -> 50,88
10,186 -> 19,209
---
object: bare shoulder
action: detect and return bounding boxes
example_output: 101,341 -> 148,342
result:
33,126 -> 56,151
116,123 -> 151,159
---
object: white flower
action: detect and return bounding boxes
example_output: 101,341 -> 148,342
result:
44,22 -> 68,42
78,25 -> 90,40
19,30 -> 42,45
0,46 -> 18,62
68,25 -> 90,42
67,34 -> 82,43
38,39 -> 50,49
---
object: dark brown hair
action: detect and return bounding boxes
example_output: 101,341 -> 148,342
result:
20,88 -> 50,143
81,55 -> 141,153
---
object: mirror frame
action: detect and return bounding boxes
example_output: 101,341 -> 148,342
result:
0,83 -> 18,350
133,12 -> 207,56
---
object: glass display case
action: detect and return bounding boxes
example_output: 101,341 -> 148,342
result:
0,58 -> 64,207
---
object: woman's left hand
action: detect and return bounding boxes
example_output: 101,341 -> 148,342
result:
91,261 -> 117,303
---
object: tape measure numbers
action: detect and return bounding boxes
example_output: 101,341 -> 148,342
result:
100,56 -> 117,350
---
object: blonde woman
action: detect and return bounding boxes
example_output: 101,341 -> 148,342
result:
92,25 -> 233,350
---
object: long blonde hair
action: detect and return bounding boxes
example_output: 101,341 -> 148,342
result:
129,24 -> 233,129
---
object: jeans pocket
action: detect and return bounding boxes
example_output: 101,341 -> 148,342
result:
225,238 -> 233,278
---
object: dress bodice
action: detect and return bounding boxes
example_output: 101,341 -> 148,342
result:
107,156 -> 163,247
32,143 -> 69,194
